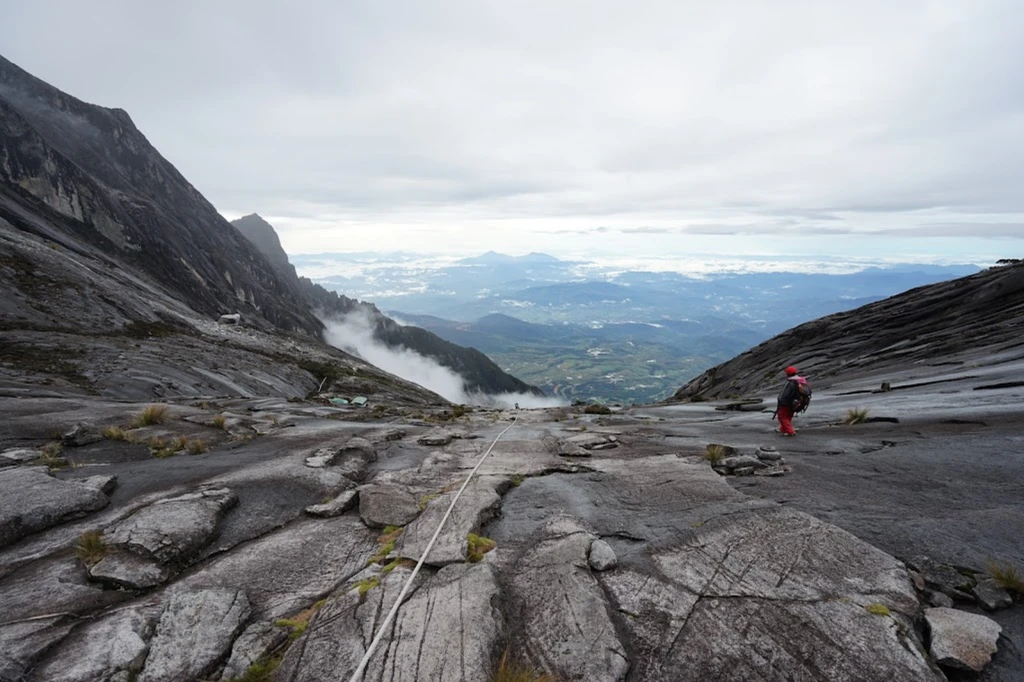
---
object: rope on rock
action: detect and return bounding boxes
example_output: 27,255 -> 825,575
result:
345,411 -> 520,682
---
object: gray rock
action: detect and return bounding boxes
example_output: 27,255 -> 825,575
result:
721,455 -> 768,470
368,428 -> 406,443
973,577 -> 1014,611
358,484 -> 421,528
32,606 -> 158,682
754,464 -> 788,477
0,617 -> 74,682
733,466 -> 755,476
557,443 -> 592,457
928,591 -> 955,609
0,467 -> 109,548
105,487 -> 238,564
62,423 -> 104,446
305,446 -> 340,468
220,620 -> 289,680
0,447 -> 40,464
508,517 -> 629,681
566,433 -> 615,450
399,487 -> 501,566
79,474 -> 118,494
417,430 -> 454,446
334,437 -> 377,482
138,588 -> 250,682
908,555 -> 975,600
588,539 -> 618,571
707,443 -> 739,457
89,551 -> 170,590
756,447 -> 783,461
590,441 -> 620,451
305,490 -> 359,518
277,563 -> 501,682
926,606 -> 1002,672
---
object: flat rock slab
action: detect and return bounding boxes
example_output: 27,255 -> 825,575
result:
418,430 -> 455,446
359,483 -> 421,528
926,606 -> 1002,672
32,605 -> 159,682
305,489 -> 359,518
399,487 -> 501,566
508,517 -> 629,681
138,588 -> 250,682
0,447 -> 40,465
602,506 -> 941,682
0,617 -> 74,682
220,620 -> 289,681
79,474 -> 118,494
89,550 -> 171,590
566,433 -> 616,450
105,487 -> 238,564
0,467 -> 109,547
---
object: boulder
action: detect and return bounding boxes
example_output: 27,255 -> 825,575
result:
358,484 -> 421,528
31,606 -> 158,682
417,430 -> 455,446
305,446 -> 340,468
399,487 -> 501,566
972,578 -> 1013,611
721,455 -> 768,471
588,539 -> 618,571
925,607 -> 1002,672
219,620 -> 289,680
907,556 -> 975,600
62,423 -> 103,447
368,428 -> 406,443
0,467 -> 109,548
89,551 -> 170,590
756,446 -> 783,462
79,474 -> 118,495
305,490 -> 359,518
138,589 -> 250,682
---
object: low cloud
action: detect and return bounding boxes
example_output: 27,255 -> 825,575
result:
322,310 -> 565,409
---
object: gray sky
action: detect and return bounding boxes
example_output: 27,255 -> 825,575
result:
2,0 -> 1022,262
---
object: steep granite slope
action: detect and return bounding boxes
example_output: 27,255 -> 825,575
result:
675,261 -> 1024,400
232,214 -> 544,397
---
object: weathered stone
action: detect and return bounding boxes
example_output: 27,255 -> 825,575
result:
0,467 -> 109,547
972,577 -> 1014,611
0,617 -> 74,682
721,455 -> 767,470
334,438 -> 377,482
508,517 -> 629,681
62,423 -> 104,446
417,430 -> 454,446
89,551 -> 170,589
557,443 -> 592,457
928,591 -> 955,609
358,484 -> 421,528
566,433 -> 615,450
926,606 -> 1002,672
105,487 -> 237,564
368,428 -> 406,443
588,539 -> 618,571
733,466 -> 755,476
277,563 -> 501,682
220,620 -> 289,680
305,446 -> 340,468
32,606 -> 158,682
753,464 -> 788,477
756,446 -> 783,461
0,447 -> 40,464
305,489 -> 359,518
590,441 -> 620,451
908,555 -> 975,600
79,474 -> 118,494
399,487 -> 501,566
138,588 -> 250,682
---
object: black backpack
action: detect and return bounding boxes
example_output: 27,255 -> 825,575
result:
795,382 -> 812,413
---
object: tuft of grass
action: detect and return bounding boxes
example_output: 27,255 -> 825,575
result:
102,426 -> 128,441
419,493 -> 440,510
76,530 -> 107,566
584,403 -> 612,415
369,526 -> 404,565
865,603 -> 891,616
356,576 -> 381,596
274,600 -> 327,643
493,647 -> 554,682
132,404 -> 168,427
511,474 -> 526,487
173,435 -> 189,451
844,407 -> 871,425
148,437 -> 177,458
987,561 -> 1024,595
467,533 -> 497,563
40,442 -> 63,459
211,414 -> 227,429
186,439 -> 207,455
235,654 -> 285,682
704,444 -> 728,464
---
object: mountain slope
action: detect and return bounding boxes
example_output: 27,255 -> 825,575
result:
675,262 -> 1024,400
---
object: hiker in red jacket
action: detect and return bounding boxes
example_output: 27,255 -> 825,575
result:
775,366 -> 811,436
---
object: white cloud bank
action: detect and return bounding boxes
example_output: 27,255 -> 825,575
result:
322,310 -> 565,409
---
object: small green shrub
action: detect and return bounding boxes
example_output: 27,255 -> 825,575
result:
584,403 -> 612,415
704,444 -> 728,464
988,561 -> 1024,594
76,530 -> 106,565
865,603 -> 891,616
467,533 -> 497,563
844,408 -> 870,425
132,404 -> 168,427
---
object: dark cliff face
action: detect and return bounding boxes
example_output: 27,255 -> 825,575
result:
0,55 -> 321,335
675,262 -> 1024,400
233,214 -> 545,397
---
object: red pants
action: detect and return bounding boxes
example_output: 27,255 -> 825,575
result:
777,406 -> 795,435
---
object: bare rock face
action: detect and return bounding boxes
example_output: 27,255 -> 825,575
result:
137,588 -> 250,682
88,551 -> 170,590
305,489 -> 359,518
508,517 -> 630,682
359,484 -> 421,528
0,467 -> 109,547
219,620 -> 289,681
78,474 -> 118,494
398,486 -> 501,566
926,607 -> 1002,672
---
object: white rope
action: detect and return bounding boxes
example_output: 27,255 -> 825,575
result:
345,412 -> 520,682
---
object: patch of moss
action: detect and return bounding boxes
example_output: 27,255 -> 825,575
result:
356,576 -> 381,595
418,493 -> 440,510
865,603 -> 891,616
466,533 -> 497,563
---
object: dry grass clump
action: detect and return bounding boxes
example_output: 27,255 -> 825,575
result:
102,426 -> 128,441
844,407 -> 871,425
211,414 -> 227,429
493,647 -> 555,682
988,561 -> 1024,595
132,404 -> 168,427
704,444 -> 728,464
186,439 -> 207,455
76,530 -> 106,565
40,441 -> 63,459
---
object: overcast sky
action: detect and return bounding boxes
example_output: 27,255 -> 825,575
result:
2,0 -> 1022,263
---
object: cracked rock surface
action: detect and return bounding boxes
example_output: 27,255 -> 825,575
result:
0,468 -> 110,548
